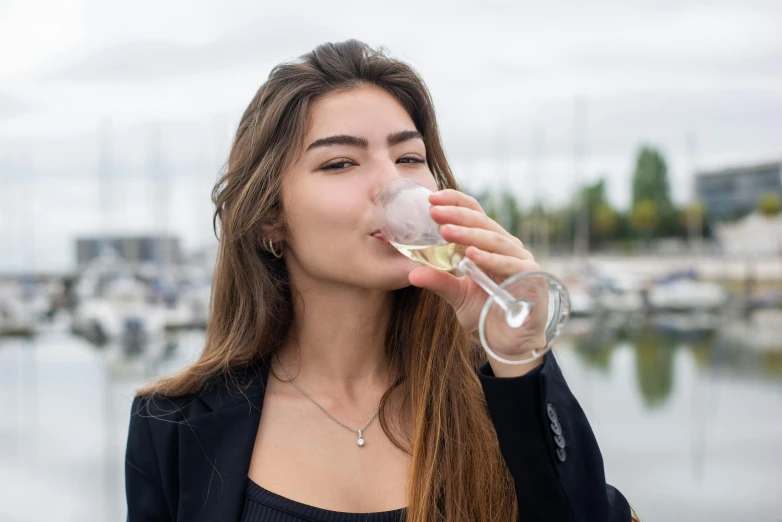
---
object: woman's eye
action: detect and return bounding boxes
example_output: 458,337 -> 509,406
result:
398,155 -> 425,164
321,160 -> 355,171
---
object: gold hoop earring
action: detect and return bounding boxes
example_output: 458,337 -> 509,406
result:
263,237 -> 284,259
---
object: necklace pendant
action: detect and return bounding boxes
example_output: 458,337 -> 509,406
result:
357,429 -> 365,447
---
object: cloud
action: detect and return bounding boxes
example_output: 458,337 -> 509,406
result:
49,17 -> 334,82
565,50 -> 782,87
0,92 -> 29,120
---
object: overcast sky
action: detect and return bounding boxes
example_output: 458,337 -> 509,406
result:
1,0 -> 781,272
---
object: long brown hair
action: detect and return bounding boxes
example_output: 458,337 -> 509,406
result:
139,39 -> 633,522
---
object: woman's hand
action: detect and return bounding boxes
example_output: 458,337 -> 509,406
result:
407,189 -> 548,376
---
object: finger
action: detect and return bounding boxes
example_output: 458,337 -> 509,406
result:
440,225 -> 532,259
428,189 -> 483,213
408,266 -> 463,306
408,265 -> 464,307
466,246 -> 540,279
430,205 -> 512,239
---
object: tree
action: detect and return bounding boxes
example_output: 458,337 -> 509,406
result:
547,209 -> 574,253
592,202 -> 619,239
477,190 -> 523,239
631,147 -> 674,236
632,147 -> 672,209
630,200 -> 659,243
758,192 -> 781,217
681,200 -> 707,237
575,178 -> 607,212
573,177 -> 618,249
502,192 -> 522,239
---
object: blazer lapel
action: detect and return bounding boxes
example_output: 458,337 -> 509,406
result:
178,356 -> 272,522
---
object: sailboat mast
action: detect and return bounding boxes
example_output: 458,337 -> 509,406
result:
98,119 -> 112,257
686,131 -> 701,251
573,96 -> 589,259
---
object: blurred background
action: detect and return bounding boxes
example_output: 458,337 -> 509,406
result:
1,1 -> 781,520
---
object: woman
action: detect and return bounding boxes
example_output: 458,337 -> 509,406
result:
125,40 -> 637,522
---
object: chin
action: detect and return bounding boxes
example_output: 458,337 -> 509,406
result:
367,260 -> 416,291
378,270 -> 415,291
358,241 -> 418,289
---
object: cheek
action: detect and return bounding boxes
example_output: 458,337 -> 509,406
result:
418,172 -> 439,192
284,182 -> 361,255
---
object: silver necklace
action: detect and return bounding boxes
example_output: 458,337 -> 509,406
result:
275,349 -> 380,447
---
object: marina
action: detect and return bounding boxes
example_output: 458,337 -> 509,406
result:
1,272 -> 781,521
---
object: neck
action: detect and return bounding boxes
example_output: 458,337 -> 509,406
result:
278,277 -> 394,394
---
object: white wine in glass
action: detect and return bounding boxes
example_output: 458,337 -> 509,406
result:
389,242 -> 467,271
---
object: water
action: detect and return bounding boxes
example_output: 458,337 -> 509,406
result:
1,312 -> 781,522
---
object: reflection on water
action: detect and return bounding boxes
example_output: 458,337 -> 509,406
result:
566,312 -> 782,410
1,310 -> 781,521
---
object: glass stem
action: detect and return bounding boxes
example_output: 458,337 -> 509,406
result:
455,257 -> 531,328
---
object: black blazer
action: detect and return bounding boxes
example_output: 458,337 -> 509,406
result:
125,351 -> 631,521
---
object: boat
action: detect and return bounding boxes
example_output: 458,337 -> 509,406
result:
71,247 -> 166,346
0,278 -> 52,337
583,264 -> 646,313
647,268 -> 728,312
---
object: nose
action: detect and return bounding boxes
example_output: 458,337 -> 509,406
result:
372,157 -> 408,201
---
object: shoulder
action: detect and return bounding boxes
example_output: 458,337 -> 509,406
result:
129,357 -> 272,428
126,391 -> 211,466
129,392 -> 209,430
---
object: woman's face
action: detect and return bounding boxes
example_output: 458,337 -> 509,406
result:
280,85 -> 438,290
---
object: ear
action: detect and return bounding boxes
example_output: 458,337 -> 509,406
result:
260,212 -> 288,244
259,205 -> 287,243
260,224 -> 281,242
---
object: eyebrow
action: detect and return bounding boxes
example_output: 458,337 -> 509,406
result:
305,130 -> 423,152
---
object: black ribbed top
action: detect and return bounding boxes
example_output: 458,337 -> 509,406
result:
240,478 -> 407,522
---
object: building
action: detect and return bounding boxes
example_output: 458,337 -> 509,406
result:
713,213 -> 782,256
75,235 -> 182,270
695,161 -> 782,221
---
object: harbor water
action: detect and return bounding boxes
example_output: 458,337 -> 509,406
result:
1,311 -> 781,521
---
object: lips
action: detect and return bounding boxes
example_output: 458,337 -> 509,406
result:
370,229 -> 388,243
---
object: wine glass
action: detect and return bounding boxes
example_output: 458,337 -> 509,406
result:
375,178 -> 570,365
